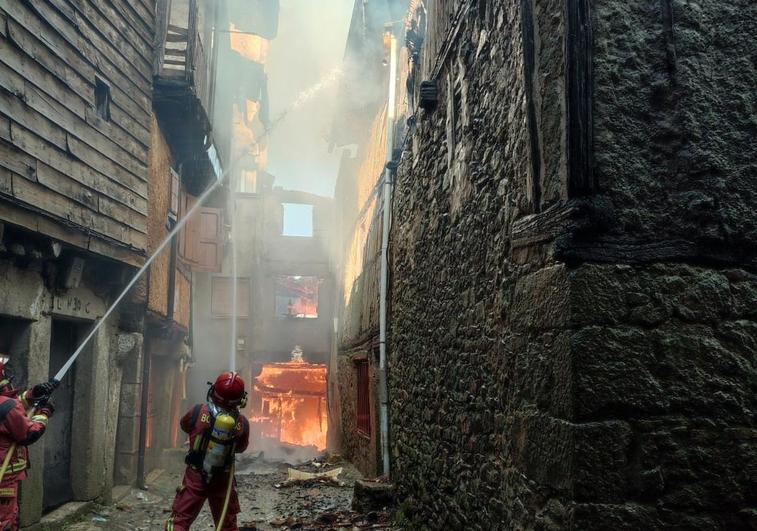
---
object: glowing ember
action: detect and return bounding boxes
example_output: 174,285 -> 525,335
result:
250,361 -> 328,450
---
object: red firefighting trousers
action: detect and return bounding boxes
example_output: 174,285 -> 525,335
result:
165,467 -> 240,531
0,477 -> 19,531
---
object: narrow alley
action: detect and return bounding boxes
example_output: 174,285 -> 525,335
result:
64,455 -> 391,531
0,0 -> 754,530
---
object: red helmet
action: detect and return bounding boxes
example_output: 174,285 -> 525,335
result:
209,371 -> 246,409
0,361 -> 18,398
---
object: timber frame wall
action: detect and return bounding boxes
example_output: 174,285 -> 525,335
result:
0,0 -> 154,265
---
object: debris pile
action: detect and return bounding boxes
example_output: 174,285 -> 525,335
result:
267,508 -> 392,529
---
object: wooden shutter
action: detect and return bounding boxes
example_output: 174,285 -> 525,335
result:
194,207 -> 223,272
179,193 -> 224,272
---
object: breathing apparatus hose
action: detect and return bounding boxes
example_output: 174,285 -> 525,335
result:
216,442 -> 237,531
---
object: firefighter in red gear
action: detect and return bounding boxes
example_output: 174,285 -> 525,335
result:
166,371 -> 250,531
0,362 -> 55,531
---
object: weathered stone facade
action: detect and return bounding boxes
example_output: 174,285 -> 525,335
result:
0,256 -> 139,527
389,1 -> 756,530
337,348 -> 380,477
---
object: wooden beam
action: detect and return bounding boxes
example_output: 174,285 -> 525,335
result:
556,237 -> 757,271
511,202 -> 581,249
565,0 -> 594,196
5,129 -> 148,216
0,41 -> 150,151
520,0 -> 542,213
1,17 -> 152,140
167,24 -> 188,36
0,166 -> 12,196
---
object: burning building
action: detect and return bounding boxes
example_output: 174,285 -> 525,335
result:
0,0 -> 229,525
249,347 -> 328,452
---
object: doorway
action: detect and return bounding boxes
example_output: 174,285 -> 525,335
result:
0,316 -> 31,384
43,320 -> 85,511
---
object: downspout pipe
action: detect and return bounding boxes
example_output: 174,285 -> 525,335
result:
378,27 -> 398,478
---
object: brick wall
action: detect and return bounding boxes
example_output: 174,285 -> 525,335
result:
147,113 -> 172,317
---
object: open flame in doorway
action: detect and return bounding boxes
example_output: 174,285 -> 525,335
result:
249,348 -> 328,451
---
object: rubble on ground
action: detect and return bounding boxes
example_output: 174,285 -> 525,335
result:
64,454 -> 400,531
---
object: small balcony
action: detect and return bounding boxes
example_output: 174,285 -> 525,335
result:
154,0 -> 221,191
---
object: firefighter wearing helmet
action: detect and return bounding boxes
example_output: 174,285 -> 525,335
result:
0,361 -> 55,531
166,371 -> 250,531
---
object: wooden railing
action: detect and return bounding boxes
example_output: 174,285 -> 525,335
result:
154,0 -> 212,115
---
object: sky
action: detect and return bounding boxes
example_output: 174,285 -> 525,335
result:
265,0 -> 355,198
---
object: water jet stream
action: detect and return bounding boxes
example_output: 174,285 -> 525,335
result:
53,157 -> 242,383
260,67 -> 343,142
229,181 -> 238,372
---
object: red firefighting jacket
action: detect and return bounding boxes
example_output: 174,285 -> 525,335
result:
0,393 -> 49,481
181,404 -> 249,468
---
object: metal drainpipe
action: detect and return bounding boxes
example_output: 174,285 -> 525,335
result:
378,27 -> 398,478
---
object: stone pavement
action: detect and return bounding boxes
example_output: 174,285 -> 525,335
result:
63,454 -> 396,530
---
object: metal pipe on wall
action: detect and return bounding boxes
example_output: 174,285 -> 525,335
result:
378,27 -> 398,478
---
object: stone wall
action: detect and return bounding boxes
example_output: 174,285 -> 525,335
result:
388,0 -> 756,529
390,2 -> 546,527
0,257 -> 133,525
589,0 -> 757,250
564,263 -> 756,529
337,348 -> 380,477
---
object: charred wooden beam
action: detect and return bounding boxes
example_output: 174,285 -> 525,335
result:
565,0 -> 594,195
555,237 -> 757,270
520,0 -> 542,212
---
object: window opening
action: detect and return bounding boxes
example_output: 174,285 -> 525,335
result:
275,275 -> 321,319
95,78 -> 111,120
281,203 -> 314,237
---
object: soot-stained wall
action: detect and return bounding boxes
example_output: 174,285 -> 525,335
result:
389,1 -> 756,529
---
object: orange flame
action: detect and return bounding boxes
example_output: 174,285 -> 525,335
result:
229,24 -> 270,63
250,362 -> 328,450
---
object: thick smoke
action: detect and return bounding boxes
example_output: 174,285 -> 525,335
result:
265,0 -> 354,197
186,1 -> 360,459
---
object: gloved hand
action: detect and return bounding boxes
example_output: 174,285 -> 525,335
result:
36,402 -> 54,419
30,381 -> 56,402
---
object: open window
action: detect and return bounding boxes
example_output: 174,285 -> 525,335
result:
281,203 -> 314,237
240,170 -> 257,193
95,77 -> 111,121
211,277 -> 250,317
275,276 -> 321,319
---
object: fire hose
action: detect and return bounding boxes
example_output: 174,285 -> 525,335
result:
0,441 -> 14,483
0,389 -> 57,483
216,443 -> 237,531
0,152 -> 242,484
